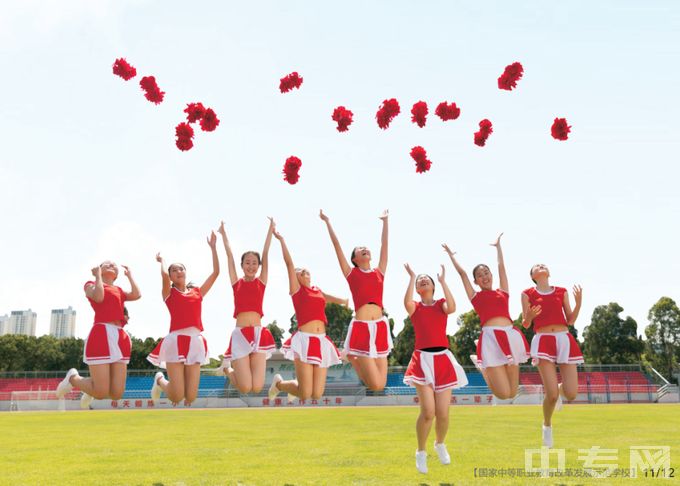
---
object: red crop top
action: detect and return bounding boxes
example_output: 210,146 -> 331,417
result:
411,299 -> 450,350
232,278 -> 265,318
470,289 -> 512,325
523,286 -> 568,330
292,285 -> 328,325
165,287 -> 203,332
346,267 -> 384,310
84,281 -> 127,325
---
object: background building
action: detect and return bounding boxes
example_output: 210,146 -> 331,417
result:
0,314 -> 8,335
7,310 -> 37,336
49,307 -> 76,338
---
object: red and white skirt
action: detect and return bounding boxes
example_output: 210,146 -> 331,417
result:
282,331 -> 342,368
343,317 -> 393,358
83,322 -> 131,365
147,327 -> 209,368
476,325 -> 530,369
530,331 -> 584,366
404,349 -> 468,393
222,325 -> 276,365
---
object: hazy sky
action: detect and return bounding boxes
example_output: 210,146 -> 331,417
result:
1,1 -> 678,358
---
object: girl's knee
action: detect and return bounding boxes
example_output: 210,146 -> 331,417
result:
420,407 -> 435,421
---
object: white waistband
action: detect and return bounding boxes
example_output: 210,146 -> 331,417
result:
415,348 -> 451,356
350,316 -> 388,324
167,327 -> 202,337
295,331 -> 327,337
482,325 -> 516,331
536,330 -> 569,335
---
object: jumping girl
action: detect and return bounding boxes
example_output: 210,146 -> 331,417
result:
267,228 -> 349,401
521,264 -> 583,447
148,231 -> 220,404
218,218 -> 276,394
319,209 -> 392,391
403,263 -> 467,474
56,261 -> 141,408
443,234 -> 529,400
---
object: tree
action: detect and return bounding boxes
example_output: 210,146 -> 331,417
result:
57,337 -> 86,370
644,297 -> 680,382
267,320 -> 285,348
582,303 -> 644,364
128,335 -> 160,369
389,316 -> 414,366
451,310 -> 481,366
324,303 -> 353,347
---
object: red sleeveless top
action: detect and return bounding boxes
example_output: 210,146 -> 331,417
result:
292,285 -> 327,325
232,278 -> 265,318
84,281 -> 127,326
411,299 -> 449,349
470,289 -> 512,325
523,286 -> 567,330
165,287 -> 203,332
346,267 -> 384,310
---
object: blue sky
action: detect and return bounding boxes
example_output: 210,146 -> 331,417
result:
1,1 -> 678,356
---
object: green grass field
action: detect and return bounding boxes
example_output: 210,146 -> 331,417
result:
1,404 -> 678,485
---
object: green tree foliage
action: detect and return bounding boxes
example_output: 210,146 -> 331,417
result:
644,296 -> 680,382
128,336 -> 161,369
451,310 -> 481,366
582,303 -> 643,364
267,320 -> 285,348
389,316 -> 414,366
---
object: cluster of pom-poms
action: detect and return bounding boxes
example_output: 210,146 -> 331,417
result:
376,99 -> 401,129
113,58 -> 164,105
279,72 -> 303,93
282,156 -> 302,184
410,146 -> 432,173
474,119 -> 493,147
174,102 -> 220,151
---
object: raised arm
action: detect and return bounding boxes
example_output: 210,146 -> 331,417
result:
321,292 -> 349,307
320,209 -> 352,277
200,231 -> 220,297
85,266 -> 105,303
565,285 -> 582,325
490,232 -> 508,293
520,292 -> 542,329
121,265 -> 142,301
273,229 -> 299,295
156,252 -> 171,300
403,263 -> 416,317
378,209 -> 389,275
258,217 -> 275,285
442,244 -> 475,301
218,221 -> 238,285
438,264 -> 456,315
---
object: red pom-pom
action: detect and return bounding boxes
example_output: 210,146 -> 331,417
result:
282,156 -> 302,184
410,101 -> 428,128
551,117 -> 571,140
112,58 -> 137,81
139,76 -> 165,104
474,119 -> 493,147
279,72 -> 303,93
497,62 -> 524,91
331,106 -> 354,132
184,102 -> 206,124
175,122 -> 194,139
200,108 -> 220,132
176,137 -> 194,151
434,102 -> 460,121
376,98 -> 401,129
410,146 -> 432,174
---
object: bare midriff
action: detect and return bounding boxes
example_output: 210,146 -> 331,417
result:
235,312 -> 262,327
536,324 -> 569,333
298,320 -> 326,334
482,317 -> 513,327
355,303 -> 383,321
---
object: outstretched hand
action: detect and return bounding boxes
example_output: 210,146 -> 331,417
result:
404,263 -> 415,277
442,243 -> 455,257
524,304 -> 542,327
437,264 -> 446,283
91,266 -> 101,278
490,232 -> 504,248
379,209 -> 389,221
319,209 -> 329,223
217,220 -> 227,237
121,265 -> 131,278
573,285 -> 583,305
207,231 -> 217,248
155,252 -> 163,263
273,229 -> 283,241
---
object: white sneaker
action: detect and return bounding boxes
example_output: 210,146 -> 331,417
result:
470,354 -> 481,370
268,374 -> 282,401
151,372 -> 164,402
56,368 -> 79,399
542,425 -> 553,448
434,442 -> 451,465
80,392 -> 94,409
415,450 -> 428,474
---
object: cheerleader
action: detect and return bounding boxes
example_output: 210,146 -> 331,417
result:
403,263 -> 467,474
443,234 -> 529,400
55,261 -> 141,408
521,263 -> 583,447
267,229 -> 348,401
148,231 -> 220,404
319,209 -> 392,391
218,218 -> 276,394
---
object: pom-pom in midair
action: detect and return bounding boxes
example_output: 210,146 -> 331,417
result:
375,98 -> 401,129
410,146 -> 432,173
331,106 -> 354,132
497,62 -> 524,91
410,101 -> 428,128
282,156 -> 302,184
